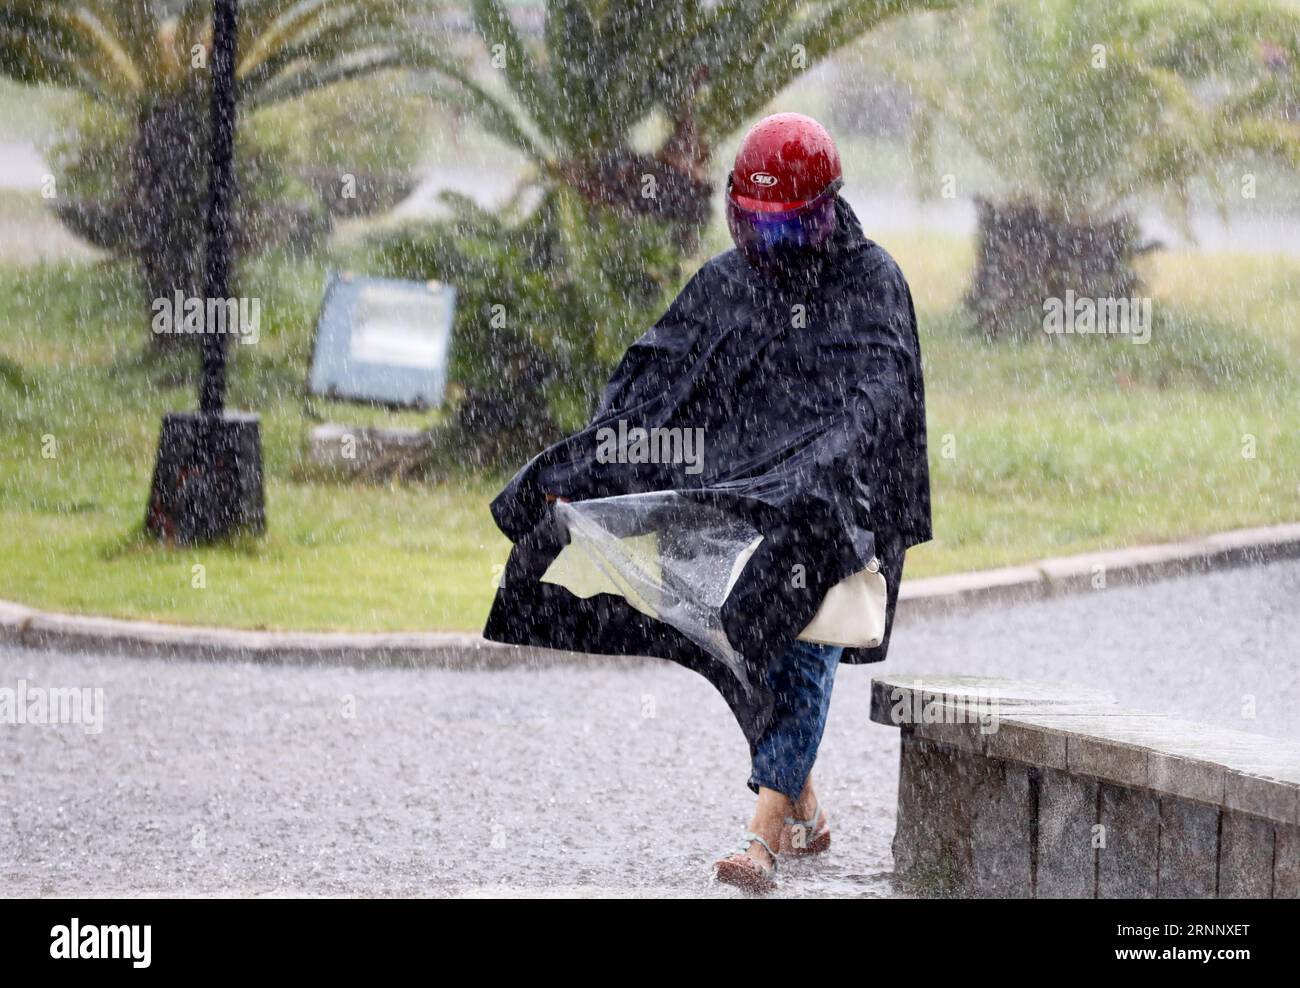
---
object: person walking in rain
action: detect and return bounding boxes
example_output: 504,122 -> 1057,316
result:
485,113 -> 932,893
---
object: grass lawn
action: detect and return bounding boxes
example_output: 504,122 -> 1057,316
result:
1,221 -> 1297,632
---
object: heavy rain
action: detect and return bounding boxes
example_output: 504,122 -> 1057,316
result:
0,0 -> 1297,938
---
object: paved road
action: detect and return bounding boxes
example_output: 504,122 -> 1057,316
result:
2,559 -> 1297,898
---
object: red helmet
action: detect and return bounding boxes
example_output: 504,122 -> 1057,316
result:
726,113 -> 843,268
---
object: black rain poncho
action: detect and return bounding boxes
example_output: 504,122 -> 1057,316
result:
484,198 -> 931,746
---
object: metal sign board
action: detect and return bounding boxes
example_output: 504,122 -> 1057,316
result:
308,273 -> 455,408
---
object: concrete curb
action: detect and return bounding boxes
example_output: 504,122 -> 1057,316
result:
893,522 -> 1300,621
2,522 -> 1298,667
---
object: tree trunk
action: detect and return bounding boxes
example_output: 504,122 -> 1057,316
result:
965,198 -> 1155,339
131,91 -> 209,347
556,108 -> 715,253
556,149 -> 714,251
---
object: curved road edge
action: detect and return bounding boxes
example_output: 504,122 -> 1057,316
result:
2,522 -> 1299,668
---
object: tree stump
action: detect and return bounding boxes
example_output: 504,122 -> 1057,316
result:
965,197 -> 1153,339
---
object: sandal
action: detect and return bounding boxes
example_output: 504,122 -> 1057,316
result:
714,832 -> 778,893
783,802 -> 831,856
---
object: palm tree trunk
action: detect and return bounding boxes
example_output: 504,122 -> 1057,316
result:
557,106 -> 715,251
132,92 -> 209,346
966,198 -> 1155,339
556,148 -> 714,250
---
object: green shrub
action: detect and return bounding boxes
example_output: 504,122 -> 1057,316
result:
367,188 -> 684,465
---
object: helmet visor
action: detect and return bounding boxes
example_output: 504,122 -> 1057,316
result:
726,176 -> 842,266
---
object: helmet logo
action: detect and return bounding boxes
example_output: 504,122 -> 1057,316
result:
749,171 -> 778,187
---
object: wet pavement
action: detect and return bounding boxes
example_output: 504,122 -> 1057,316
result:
2,558 -> 1297,898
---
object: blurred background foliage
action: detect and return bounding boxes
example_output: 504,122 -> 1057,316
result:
1,0 -> 1299,627
0,0 -> 440,330
865,0 -> 1300,334
13,0 -> 1297,425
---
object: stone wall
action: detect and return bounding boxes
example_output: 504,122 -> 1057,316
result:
872,675 -> 1300,898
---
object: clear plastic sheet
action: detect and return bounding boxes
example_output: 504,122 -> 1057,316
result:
541,493 -> 763,689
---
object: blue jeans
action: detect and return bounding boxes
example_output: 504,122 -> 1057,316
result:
748,640 -> 844,798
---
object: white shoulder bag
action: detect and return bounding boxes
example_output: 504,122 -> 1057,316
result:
723,542 -> 887,649
797,560 -> 887,648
